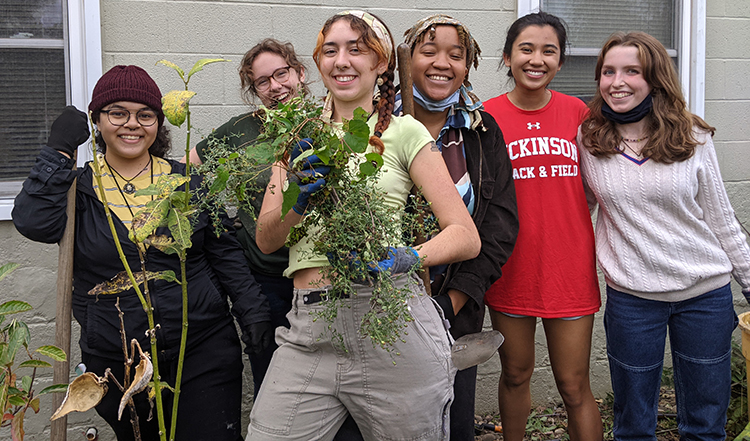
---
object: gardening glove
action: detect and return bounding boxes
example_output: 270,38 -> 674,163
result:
368,246 -> 420,276
47,106 -> 89,157
327,251 -> 369,283
241,321 -> 274,355
433,293 -> 456,326
288,138 -> 331,215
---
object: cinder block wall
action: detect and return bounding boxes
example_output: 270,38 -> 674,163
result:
2,1 -> 749,439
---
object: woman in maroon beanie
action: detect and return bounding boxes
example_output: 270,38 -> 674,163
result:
13,65 -> 272,441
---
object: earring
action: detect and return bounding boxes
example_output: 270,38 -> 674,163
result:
376,76 -> 384,87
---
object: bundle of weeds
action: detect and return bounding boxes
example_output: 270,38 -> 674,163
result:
198,96 -> 435,351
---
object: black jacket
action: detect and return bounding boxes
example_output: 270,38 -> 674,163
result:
13,147 -> 271,360
433,111 -> 519,338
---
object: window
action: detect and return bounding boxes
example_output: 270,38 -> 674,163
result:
0,0 -> 101,220
517,0 -> 705,114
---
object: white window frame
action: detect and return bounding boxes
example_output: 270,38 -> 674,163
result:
0,0 -> 101,220
518,0 -> 705,117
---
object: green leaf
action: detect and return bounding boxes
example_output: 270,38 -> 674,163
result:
162,89 -> 197,127
0,301 -> 32,316
187,58 -> 229,82
38,384 -> 69,395
281,181 -> 301,221
28,397 -> 39,413
359,152 -> 384,177
19,359 -> 52,369
7,395 -> 25,407
3,320 -> 30,365
144,235 -> 182,255
129,198 -> 171,243
167,210 -> 193,251
155,59 -> 185,82
20,376 -> 31,393
133,183 -> 161,197
210,167 -> 229,194
35,345 -> 66,362
0,262 -> 19,283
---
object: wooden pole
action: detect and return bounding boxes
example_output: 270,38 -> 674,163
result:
51,158 -> 77,441
396,43 -> 431,295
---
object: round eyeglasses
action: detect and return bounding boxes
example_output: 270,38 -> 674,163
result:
253,66 -> 292,91
100,108 -> 158,127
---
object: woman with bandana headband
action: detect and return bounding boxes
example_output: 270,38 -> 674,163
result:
482,12 -> 603,441
579,32 -> 750,441
247,11 -> 480,441
397,14 -> 518,441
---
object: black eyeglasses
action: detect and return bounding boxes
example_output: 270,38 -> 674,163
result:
253,66 -> 292,91
100,108 -> 158,127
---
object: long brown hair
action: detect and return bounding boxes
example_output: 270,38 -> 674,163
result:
312,13 -> 396,155
239,38 -> 309,105
580,32 -> 714,163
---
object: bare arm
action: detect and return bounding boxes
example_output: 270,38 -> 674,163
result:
178,147 -> 203,165
410,142 -> 481,267
255,163 -> 304,254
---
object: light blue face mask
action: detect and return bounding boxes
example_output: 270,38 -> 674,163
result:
412,85 -> 460,113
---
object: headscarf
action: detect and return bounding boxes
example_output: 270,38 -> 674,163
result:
401,14 -> 484,128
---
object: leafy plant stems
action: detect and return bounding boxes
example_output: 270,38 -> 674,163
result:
116,299 -> 142,441
85,113 -> 169,441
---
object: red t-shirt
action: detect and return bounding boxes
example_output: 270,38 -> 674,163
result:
483,91 -> 600,318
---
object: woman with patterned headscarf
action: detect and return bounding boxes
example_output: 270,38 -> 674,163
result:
247,11 -> 481,441
399,14 -> 518,441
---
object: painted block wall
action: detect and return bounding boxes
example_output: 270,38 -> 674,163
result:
1,0 -> 748,439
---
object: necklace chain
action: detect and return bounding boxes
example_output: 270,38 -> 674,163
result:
621,135 -> 649,143
104,155 -> 154,219
105,156 -> 152,194
620,139 -> 645,158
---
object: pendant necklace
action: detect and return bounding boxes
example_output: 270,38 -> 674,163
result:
105,155 -> 152,195
620,138 -> 647,159
106,155 -> 154,218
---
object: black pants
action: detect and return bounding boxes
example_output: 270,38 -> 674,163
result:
82,322 -> 244,441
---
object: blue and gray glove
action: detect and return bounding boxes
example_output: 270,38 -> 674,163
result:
288,138 -> 331,215
368,246 -> 420,275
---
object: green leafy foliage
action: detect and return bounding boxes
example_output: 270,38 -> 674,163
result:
198,96 -> 437,350
0,270 -> 68,440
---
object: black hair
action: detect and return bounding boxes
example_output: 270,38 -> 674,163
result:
502,11 -> 568,78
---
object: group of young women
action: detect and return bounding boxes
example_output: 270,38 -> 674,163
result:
13,6 -> 750,441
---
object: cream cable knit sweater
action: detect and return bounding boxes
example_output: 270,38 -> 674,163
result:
580,130 -> 750,302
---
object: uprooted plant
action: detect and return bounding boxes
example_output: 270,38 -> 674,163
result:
199,96 -> 436,352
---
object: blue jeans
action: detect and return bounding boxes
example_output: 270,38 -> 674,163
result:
249,273 -> 294,397
604,284 -> 737,441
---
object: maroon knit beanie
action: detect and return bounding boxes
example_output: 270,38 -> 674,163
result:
88,65 -> 164,126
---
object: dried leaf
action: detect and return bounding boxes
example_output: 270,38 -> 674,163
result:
118,344 -> 153,420
0,300 -> 30,316
28,397 -> 39,413
129,198 -> 171,243
143,235 -> 181,255
167,209 -> 192,251
50,372 -> 108,420
11,410 -> 24,441
87,271 -> 177,296
162,90 -> 196,127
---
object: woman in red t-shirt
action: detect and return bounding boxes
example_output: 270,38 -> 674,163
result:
483,11 -> 602,441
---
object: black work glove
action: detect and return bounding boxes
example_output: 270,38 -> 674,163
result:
433,293 -> 456,326
47,106 -> 90,157
242,321 -> 274,355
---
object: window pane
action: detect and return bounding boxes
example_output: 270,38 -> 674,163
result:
0,0 -> 63,39
0,49 -> 66,181
544,0 -> 676,50
549,57 -> 599,102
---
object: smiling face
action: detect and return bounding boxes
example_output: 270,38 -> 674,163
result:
252,51 -> 305,107
318,19 -> 386,117
97,101 -> 158,164
503,24 -> 562,93
411,25 -> 467,102
599,45 -> 652,113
